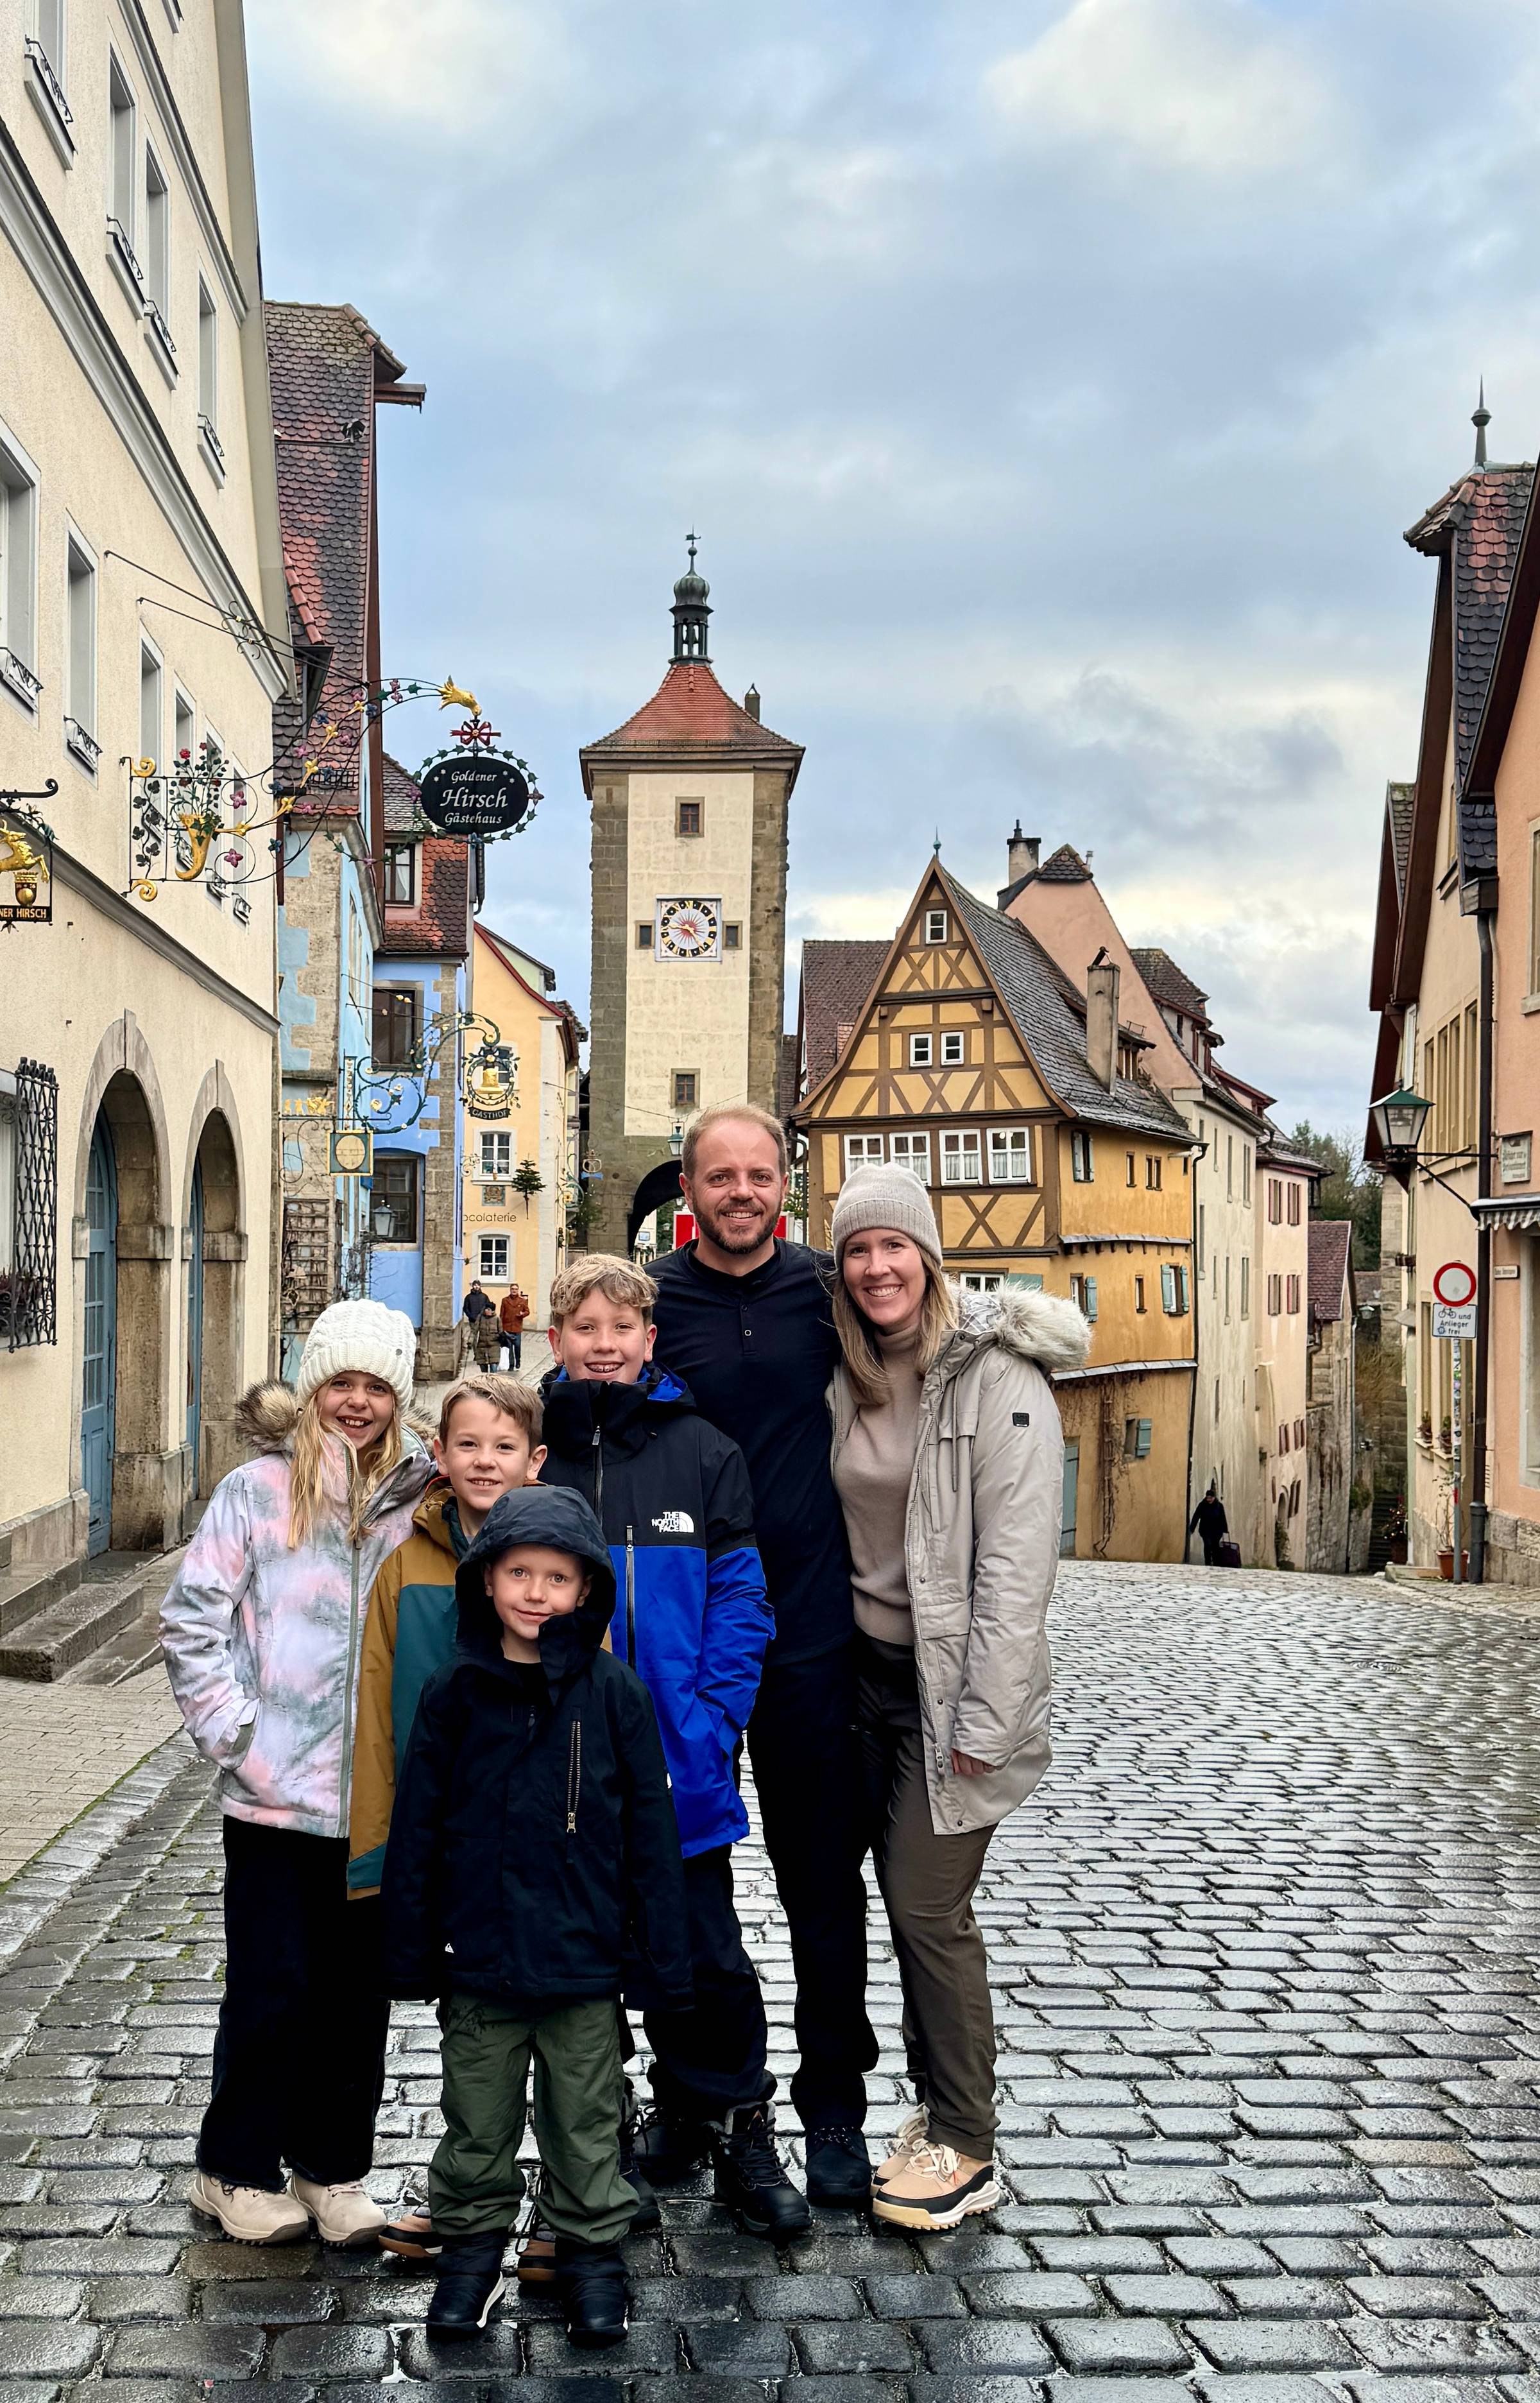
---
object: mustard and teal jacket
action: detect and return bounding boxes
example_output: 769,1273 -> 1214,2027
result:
348,1479 -> 465,1896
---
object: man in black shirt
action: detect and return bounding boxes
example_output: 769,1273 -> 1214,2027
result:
649,1106 -> 877,2206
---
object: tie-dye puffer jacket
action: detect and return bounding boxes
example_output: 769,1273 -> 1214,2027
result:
160,1382 -> 434,1838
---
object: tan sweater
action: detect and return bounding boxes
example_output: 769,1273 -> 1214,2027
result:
834,1323 -> 923,1646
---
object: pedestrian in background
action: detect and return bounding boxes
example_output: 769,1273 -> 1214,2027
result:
499,1283 -> 531,1370
828,1166 -> 1088,2229
159,1301 -> 432,2247
457,1280 -> 495,1372
1189,1481 -> 1229,1567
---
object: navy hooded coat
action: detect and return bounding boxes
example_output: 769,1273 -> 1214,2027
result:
381,1486 -> 692,2008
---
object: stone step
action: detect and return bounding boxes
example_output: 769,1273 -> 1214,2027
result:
0,1551 -> 179,1684
0,1554 -> 83,1641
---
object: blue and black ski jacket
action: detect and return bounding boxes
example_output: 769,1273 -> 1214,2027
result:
538,1363 -> 773,1857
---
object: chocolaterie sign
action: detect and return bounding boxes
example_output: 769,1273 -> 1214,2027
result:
416,753 -> 531,837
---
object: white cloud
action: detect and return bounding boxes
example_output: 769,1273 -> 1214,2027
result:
984,0 -> 1346,180
244,0 -> 552,128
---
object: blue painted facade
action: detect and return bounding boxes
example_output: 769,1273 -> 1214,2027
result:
366,954 -> 467,1338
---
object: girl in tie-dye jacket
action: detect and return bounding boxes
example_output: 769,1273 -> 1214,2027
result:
159,1300 -> 433,2249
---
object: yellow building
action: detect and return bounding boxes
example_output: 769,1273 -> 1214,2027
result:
463,926 -> 583,1331
796,859 -> 1197,1562
0,2 -> 289,1640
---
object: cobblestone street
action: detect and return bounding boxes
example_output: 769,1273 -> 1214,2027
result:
4,1557 -> 1540,2400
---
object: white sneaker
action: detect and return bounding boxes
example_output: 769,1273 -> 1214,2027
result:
290,2175 -> 388,2247
189,2170 -> 311,2244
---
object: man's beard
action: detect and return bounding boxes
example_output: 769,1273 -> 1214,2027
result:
694,1193 -> 777,1253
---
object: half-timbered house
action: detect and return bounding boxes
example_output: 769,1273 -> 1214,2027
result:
795,856 -> 1198,1561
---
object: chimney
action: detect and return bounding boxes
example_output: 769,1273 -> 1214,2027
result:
743,685 -> 761,721
998,822 -> 1040,907
1086,945 -> 1118,1090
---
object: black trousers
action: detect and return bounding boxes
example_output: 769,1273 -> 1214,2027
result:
643,1846 -> 771,2120
199,1817 -> 391,2191
745,1644 -> 877,2128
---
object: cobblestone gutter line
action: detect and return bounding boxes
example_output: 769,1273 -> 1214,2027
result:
0,1733 -> 199,1981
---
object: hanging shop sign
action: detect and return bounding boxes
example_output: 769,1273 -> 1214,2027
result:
416,738 -> 533,837
330,1128 -> 373,1176
0,791 -> 56,926
463,1042 -> 518,1119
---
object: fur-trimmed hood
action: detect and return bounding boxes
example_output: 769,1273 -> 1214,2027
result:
946,1284 -> 1091,1379
233,1379 -> 435,1456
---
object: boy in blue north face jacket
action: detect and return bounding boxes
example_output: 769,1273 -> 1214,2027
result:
540,1253 -> 810,2239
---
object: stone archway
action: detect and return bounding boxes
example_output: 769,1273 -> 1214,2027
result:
74,1017 -> 176,1553
626,1158 -> 683,1253
182,1071 -> 246,1521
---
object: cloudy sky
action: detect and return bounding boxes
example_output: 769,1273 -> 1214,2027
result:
245,0 -> 1540,1136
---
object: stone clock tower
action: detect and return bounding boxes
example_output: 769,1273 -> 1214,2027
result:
581,549 -> 803,1252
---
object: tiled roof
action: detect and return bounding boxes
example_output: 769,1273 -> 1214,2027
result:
1129,947 -> 1210,1021
1405,461 -> 1534,791
1386,780 -> 1415,904
1034,843 -> 1093,884
1353,1266 -> 1382,1311
266,302 -> 382,803
581,660 -> 802,782
381,752 -> 428,835
940,870 -> 1192,1144
1308,1218 -> 1353,1319
800,940 -> 889,1095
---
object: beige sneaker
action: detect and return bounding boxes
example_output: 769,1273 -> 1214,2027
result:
290,2175 -> 387,2246
873,2105 -> 928,2185
871,2140 -> 1001,2230
189,2170 -> 310,2244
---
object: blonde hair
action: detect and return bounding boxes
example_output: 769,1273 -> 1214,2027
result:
833,1252 -> 958,1409
438,1374 -> 543,1447
680,1103 -> 787,1180
549,1253 -> 657,1327
287,1388 -> 404,1550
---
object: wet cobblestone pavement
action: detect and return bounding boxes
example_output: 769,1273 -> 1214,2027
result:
4,1556 -> 1540,2401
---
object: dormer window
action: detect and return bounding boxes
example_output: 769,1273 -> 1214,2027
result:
925,908 -> 948,944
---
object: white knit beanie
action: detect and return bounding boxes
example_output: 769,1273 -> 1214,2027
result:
295,1300 -> 418,1413
830,1164 -> 943,1267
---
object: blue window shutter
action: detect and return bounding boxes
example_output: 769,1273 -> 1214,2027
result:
1136,1418 -> 1152,1458
1084,1275 -> 1098,1321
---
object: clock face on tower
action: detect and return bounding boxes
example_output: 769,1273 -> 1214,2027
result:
655,897 -> 723,961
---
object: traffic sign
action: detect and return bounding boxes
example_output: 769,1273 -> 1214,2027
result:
1433,1260 -> 1476,1307
1433,1301 -> 1477,1340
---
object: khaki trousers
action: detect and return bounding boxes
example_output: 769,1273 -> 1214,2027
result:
429,1992 -> 634,2245
857,1634 -> 997,2158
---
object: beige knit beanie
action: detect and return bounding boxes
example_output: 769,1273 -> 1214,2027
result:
830,1164 -> 943,1267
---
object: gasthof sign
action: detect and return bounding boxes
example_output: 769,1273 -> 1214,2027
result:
416,754 -> 530,836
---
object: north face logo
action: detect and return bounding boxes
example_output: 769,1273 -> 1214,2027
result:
652,1511 -> 695,1535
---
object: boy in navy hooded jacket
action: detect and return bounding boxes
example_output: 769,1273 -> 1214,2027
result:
540,1254 -> 809,2238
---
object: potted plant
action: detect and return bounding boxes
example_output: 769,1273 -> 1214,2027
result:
1418,1412 -> 1433,1443
1386,1503 -> 1408,1566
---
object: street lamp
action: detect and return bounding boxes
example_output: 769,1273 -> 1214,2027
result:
669,1122 -> 684,1158
1369,1084 -> 1432,1184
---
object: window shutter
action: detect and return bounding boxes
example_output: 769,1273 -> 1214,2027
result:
1136,1419 -> 1152,1458
1177,1265 -> 1190,1312
1084,1276 -> 1098,1322
1161,1263 -> 1176,1312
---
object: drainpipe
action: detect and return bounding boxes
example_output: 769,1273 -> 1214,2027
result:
1469,908 -> 1494,1583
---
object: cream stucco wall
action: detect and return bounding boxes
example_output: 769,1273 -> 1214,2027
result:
1186,1099 -> 1264,1562
464,931 -> 577,1329
0,1 -> 286,1562
623,770 -> 753,1142
1257,1164 -> 1313,1566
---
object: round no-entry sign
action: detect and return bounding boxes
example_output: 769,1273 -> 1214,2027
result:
1433,1259 -> 1477,1307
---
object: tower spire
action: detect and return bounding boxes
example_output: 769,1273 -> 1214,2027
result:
671,537 -> 712,663
1473,380 -> 1491,471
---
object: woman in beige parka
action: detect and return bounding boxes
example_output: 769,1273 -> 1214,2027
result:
828,1164 -> 1089,2230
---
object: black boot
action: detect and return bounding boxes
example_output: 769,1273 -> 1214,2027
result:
805,2121 -> 873,2207
426,2230 -> 507,2339
631,2101 -> 710,2185
554,2237 -> 629,2348
619,2115 -> 662,2231
712,2102 -> 812,2240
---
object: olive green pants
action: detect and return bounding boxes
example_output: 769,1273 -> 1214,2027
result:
429,1993 -> 634,2245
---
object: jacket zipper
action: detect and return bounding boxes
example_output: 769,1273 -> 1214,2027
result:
336,1539 -> 363,1837
625,1524 -> 636,1667
591,1423 -> 604,1518
565,1718 -> 582,1838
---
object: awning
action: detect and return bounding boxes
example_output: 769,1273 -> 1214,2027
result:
1472,1194 -> 1540,1231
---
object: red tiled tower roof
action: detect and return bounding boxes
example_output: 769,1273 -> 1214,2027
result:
581,659 -> 803,789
